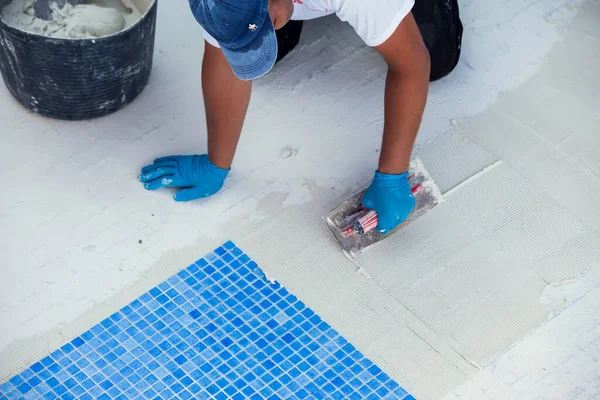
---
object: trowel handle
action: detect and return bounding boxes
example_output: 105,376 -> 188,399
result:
355,210 -> 378,234
344,184 -> 423,237
411,184 -> 422,194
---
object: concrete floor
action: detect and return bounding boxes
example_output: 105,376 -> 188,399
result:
1,0 -> 599,398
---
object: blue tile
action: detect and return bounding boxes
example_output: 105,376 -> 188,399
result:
0,244 -> 412,400
8,376 -> 23,389
47,364 -> 61,375
71,385 -> 86,396
63,378 -> 77,390
16,382 -> 32,394
40,357 -> 54,368
26,376 -> 42,390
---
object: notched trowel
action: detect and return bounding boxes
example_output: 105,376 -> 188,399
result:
326,158 -> 443,258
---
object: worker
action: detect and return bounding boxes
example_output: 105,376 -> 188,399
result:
139,0 -> 462,233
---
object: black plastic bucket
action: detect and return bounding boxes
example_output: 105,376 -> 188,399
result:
0,0 -> 157,120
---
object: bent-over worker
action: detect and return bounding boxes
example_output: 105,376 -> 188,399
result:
140,0 -> 463,233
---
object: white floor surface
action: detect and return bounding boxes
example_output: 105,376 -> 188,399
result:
1,0 -> 599,399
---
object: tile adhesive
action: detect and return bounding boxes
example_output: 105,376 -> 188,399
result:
1,0 -> 143,38
1,0 -> 599,399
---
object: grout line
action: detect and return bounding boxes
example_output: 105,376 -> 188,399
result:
442,160 -> 505,198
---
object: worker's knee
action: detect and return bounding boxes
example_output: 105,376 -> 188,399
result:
275,20 -> 304,64
428,28 -> 462,82
412,0 -> 463,82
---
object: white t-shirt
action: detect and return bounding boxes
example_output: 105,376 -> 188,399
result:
199,0 -> 415,48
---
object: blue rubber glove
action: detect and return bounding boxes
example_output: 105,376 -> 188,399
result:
361,171 -> 416,234
139,155 -> 229,202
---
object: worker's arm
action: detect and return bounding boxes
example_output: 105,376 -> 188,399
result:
139,42 -> 251,201
202,42 -> 252,170
374,12 -> 430,174
361,13 -> 430,233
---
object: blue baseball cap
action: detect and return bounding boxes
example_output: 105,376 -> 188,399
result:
190,0 -> 277,80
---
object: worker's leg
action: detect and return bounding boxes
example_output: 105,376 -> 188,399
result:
275,20 -> 304,63
412,0 -> 463,81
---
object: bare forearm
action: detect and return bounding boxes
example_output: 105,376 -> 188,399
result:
378,66 -> 429,175
202,44 -> 252,170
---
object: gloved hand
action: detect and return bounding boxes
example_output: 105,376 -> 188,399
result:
139,155 -> 229,202
361,170 -> 416,234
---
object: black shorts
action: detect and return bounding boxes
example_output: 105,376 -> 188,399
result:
275,0 -> 463,82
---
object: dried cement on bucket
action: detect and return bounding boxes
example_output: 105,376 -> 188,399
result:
1,0 -> 142,38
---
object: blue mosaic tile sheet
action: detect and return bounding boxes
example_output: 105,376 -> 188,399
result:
0,241 -> 414,400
